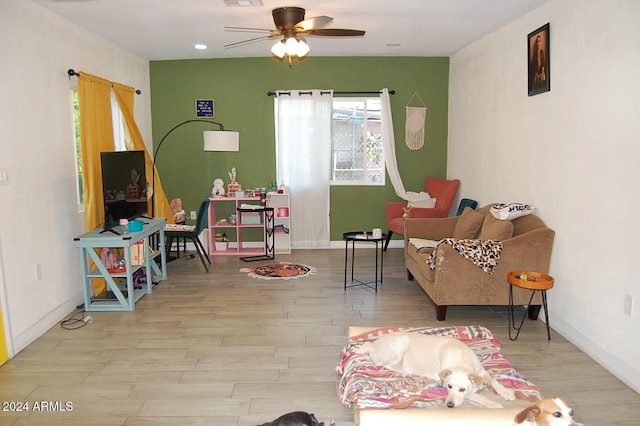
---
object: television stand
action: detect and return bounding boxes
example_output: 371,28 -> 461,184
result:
74,218 -> 167,311
99,227 -> 122,235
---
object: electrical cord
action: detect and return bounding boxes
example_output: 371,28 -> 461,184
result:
60,309 -> 93,330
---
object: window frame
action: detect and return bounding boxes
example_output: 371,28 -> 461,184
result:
330,96 -> 385,187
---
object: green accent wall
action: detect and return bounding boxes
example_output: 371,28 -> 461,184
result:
149,56 -> 449,241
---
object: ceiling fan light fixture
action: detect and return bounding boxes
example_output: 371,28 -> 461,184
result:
226,6 -> 362,62
284,37 -> 299,56
296,38 -> 310,57
271,40 -> 286,58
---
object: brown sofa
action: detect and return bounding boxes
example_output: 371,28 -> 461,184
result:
404,204 -> 555,321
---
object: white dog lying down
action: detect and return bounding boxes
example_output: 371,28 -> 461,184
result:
359,332 -> 516,408
514,397 -> 583,426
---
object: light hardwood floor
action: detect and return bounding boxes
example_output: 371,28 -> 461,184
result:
1,248 -> 639,425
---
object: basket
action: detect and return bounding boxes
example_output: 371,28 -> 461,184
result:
129,220 -> 144,232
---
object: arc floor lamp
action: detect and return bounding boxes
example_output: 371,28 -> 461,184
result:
151,119 -> 239,218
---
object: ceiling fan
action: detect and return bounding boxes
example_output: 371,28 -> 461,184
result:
224,6 -> 365,62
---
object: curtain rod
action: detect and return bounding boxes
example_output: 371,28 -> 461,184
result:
67,69 -> 142,95
267,89 -> 395,97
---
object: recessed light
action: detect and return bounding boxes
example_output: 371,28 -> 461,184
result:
194,43 -> 208,50
386,43 -> 401,47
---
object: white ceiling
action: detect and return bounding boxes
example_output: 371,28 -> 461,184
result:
34,0 -> 550,61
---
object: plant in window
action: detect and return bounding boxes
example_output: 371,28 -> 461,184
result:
365,131 -> 382,163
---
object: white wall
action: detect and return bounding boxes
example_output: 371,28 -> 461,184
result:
0,0 -> 152,355
448,0 -> 640,392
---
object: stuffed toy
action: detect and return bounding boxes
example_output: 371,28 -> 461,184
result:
169,198 -> 186,224
211,178 -> 226,197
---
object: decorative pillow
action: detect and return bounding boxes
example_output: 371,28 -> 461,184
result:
407,198 -> 437,209
452,207 -> 484,239
478,214 -> 514,240
406,191 -> 437,209
490,203 -> 536,220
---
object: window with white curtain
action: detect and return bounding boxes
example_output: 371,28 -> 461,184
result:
274,89 -> 395,246
331,97 -> 385,186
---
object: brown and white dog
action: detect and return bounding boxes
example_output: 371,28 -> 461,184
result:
514,397 -> 583,426
359,332 -> 516,408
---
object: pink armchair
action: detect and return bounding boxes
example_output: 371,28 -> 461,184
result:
384,176 -> 460,250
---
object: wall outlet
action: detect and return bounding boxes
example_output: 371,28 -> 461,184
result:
190,210 -> 197,220
624,294 -> 634,316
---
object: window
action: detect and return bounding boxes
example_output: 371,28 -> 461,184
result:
110,91 -> 126,151
71,89 -> 127,206
72,90 -> 82,205
331,97 -> 384,185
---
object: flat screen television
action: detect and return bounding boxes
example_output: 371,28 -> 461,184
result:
100,150 -> 148,234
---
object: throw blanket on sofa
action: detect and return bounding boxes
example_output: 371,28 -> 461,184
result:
427,238 -> 503,274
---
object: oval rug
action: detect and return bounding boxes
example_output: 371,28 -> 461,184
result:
240,262 -> 316,280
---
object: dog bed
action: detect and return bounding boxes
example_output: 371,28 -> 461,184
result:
337,325 -> 542,426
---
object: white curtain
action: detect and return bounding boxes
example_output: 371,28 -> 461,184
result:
381,88 -> 409,200
275,89 -> 333,247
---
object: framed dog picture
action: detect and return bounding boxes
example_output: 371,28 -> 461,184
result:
528,23 -> 550,96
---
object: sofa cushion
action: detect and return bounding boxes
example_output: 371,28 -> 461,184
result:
453,207 -> 484,239
479,214 -> 514,240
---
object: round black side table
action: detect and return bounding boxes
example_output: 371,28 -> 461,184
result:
343,231 -> 385,293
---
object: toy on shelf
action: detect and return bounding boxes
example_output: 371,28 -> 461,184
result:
227,167 -> 241,197
211,178 -> 226,197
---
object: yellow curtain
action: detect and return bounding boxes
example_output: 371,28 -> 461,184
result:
78,73 -> 116,295
78,73 -> 115,231
0,301 -> 8,365
111,84 -> 173,223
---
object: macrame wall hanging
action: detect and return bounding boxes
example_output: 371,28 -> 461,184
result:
405,92 -> 428,150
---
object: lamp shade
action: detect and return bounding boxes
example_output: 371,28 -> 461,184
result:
203,131 -> 239,152
271,40 -> 286,58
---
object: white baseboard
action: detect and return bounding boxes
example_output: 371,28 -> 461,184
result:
324,239 -> 402,249
11,295 -> 82,356
174,237 -> 404,252
551,316 -> 640,394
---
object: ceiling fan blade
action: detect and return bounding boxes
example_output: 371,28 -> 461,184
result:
294,15 -> 333,32
303,28 -> 366,37
224,35 -> 278,49
225,26 -> 281,36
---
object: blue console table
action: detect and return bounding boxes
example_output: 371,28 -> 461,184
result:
74,218 -> 167,311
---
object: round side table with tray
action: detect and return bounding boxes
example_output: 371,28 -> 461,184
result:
343,231 -> 385,293
507,271 -> 554,341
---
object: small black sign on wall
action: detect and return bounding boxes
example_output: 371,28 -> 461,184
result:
195,99 -> 215,118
